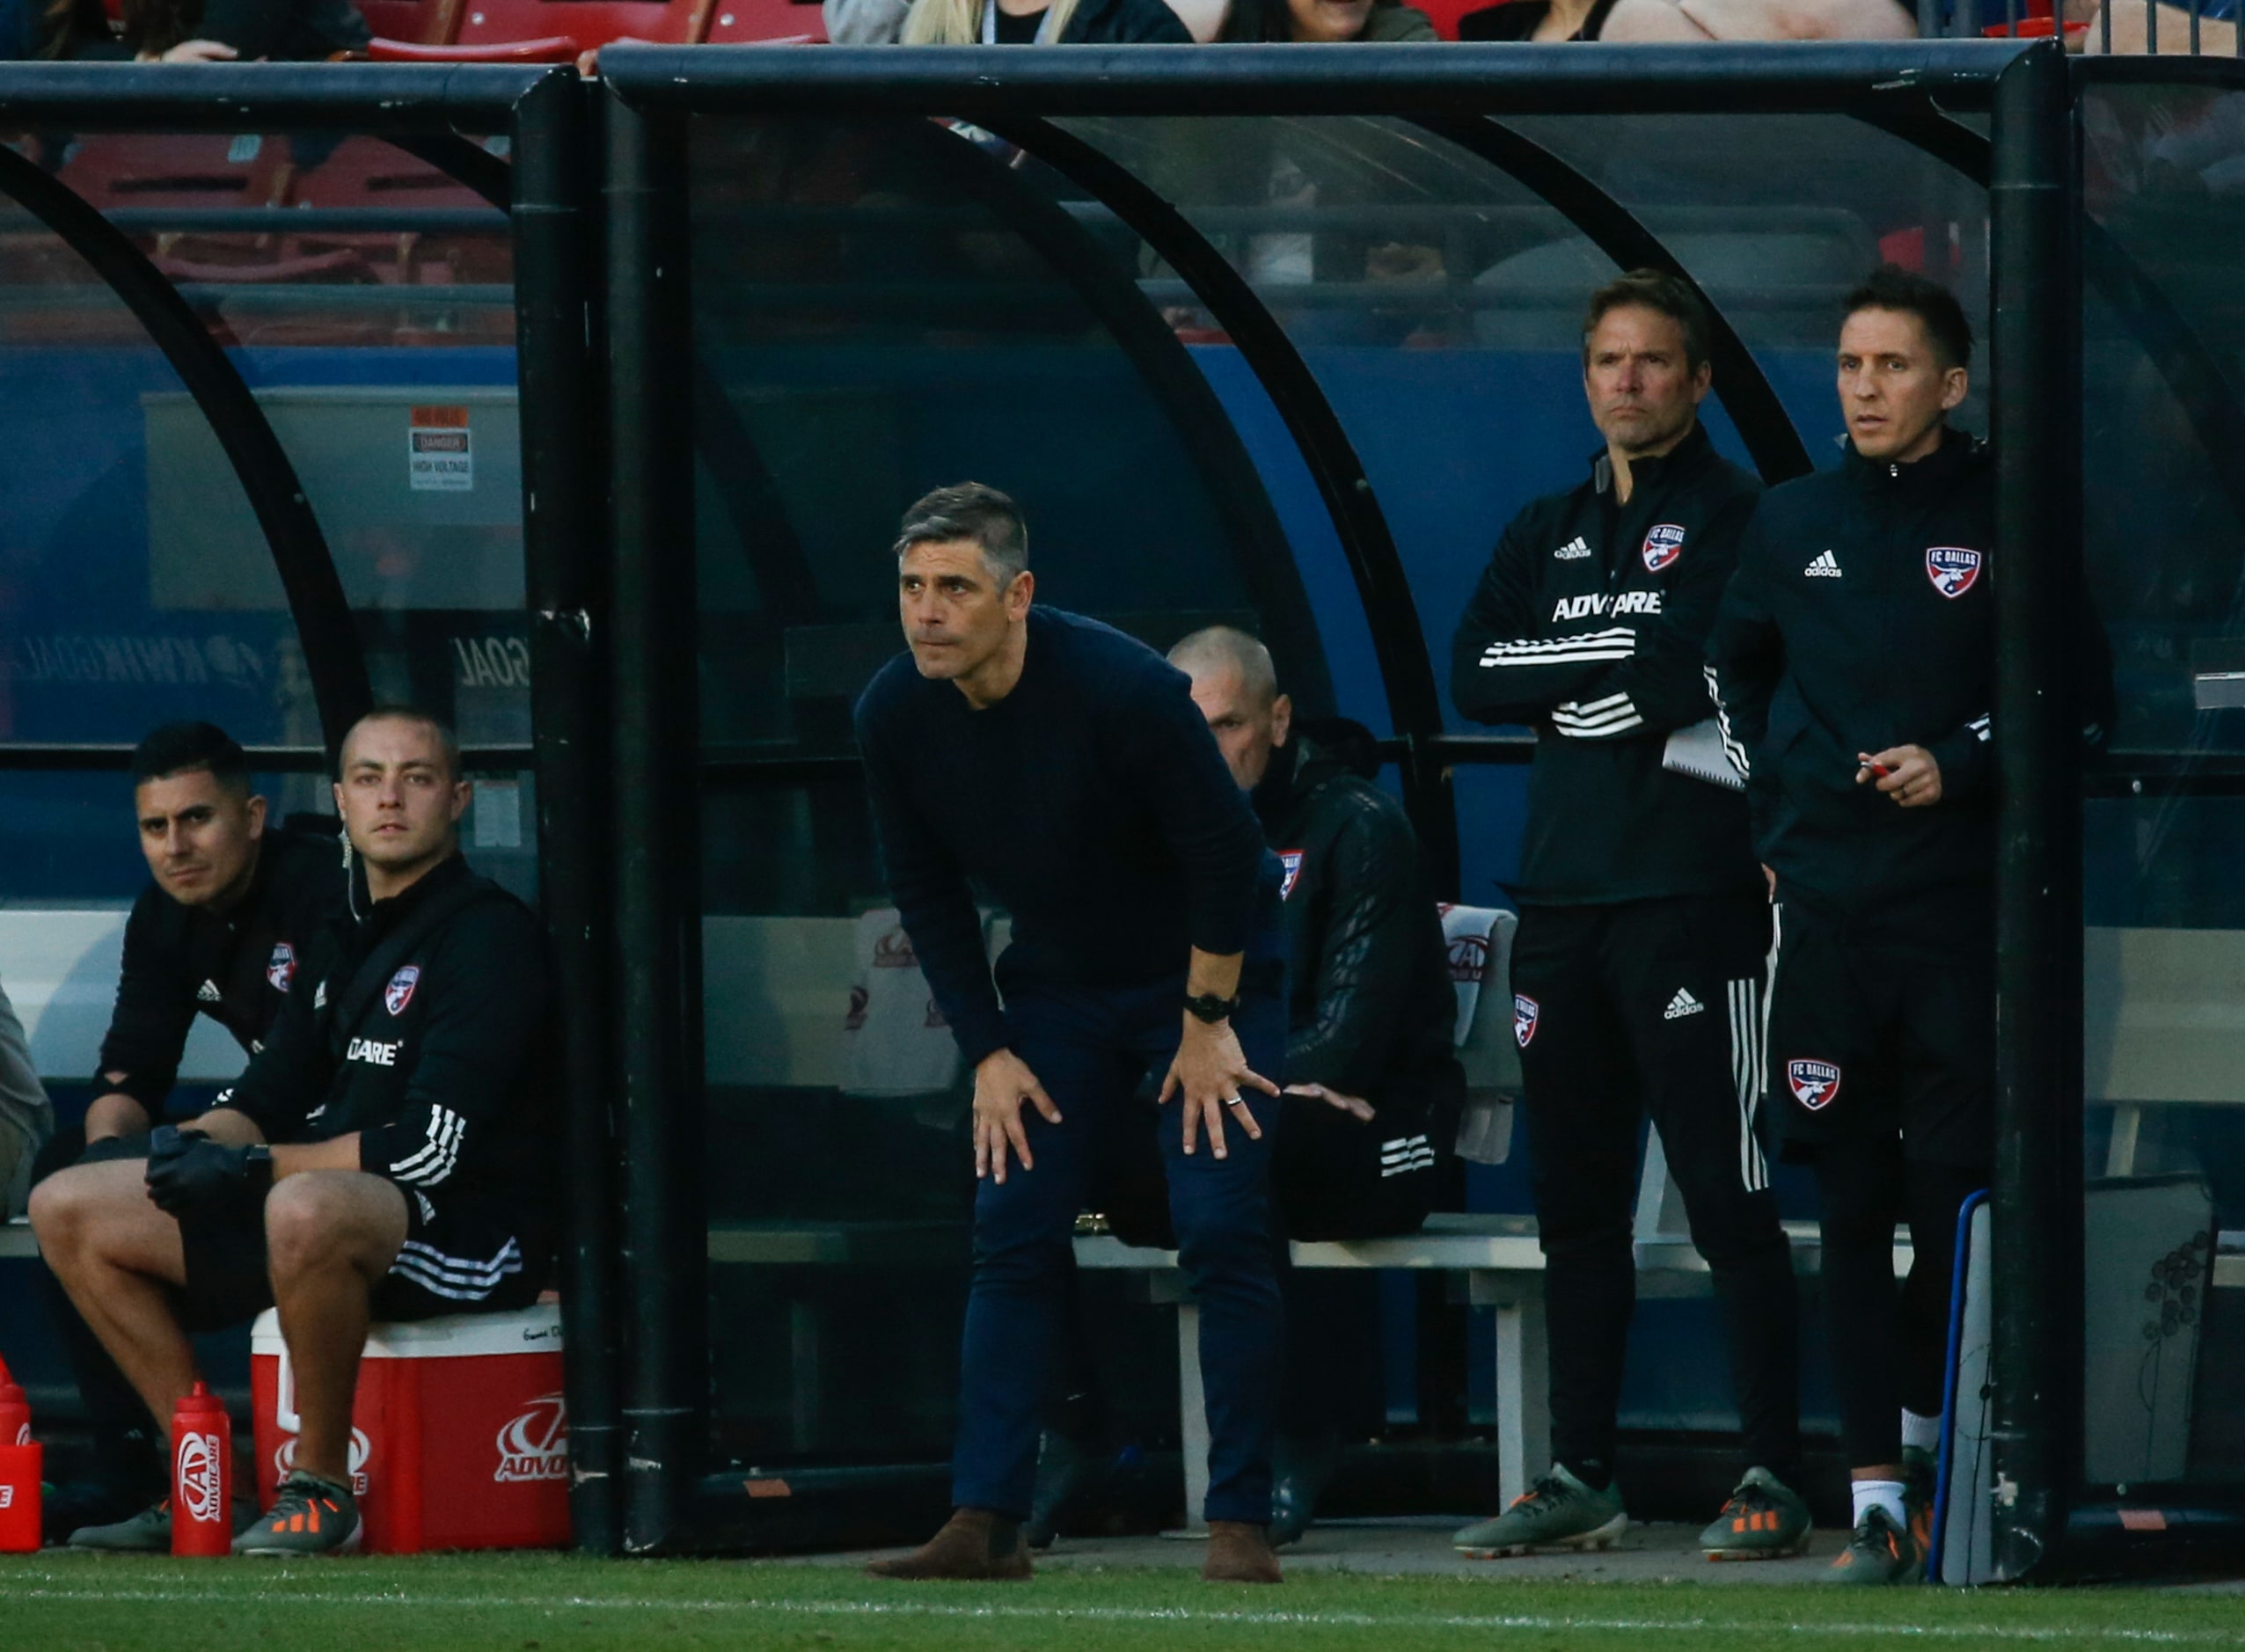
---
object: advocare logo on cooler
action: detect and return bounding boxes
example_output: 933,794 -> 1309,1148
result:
494,1392 -> 569,1484
176,1430 -> 224,1525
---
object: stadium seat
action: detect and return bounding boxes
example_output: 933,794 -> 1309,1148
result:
355,0 -> 467,41
1411,0 -> 1500,39
366,0 -> 712,58
704,0 -> 828,43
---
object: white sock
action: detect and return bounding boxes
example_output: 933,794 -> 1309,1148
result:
1852,1479 -> 1907,1529
1901,1410 -> 1942,1453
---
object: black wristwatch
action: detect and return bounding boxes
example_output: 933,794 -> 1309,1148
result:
1182,991 -> 1240,1026
244,1143 -> 275,1187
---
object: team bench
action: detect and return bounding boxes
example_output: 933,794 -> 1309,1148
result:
8,904 -> 2245,1488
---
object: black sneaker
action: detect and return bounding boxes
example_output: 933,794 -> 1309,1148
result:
1269,1433 -> 1341,1548
1023,1431 -> 1093,1551
233,1472 -> 362,1557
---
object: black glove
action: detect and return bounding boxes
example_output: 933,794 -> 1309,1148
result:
144,1126 -> 272,1216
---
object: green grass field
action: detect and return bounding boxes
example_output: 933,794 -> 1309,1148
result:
4,1553 -> 2245,1651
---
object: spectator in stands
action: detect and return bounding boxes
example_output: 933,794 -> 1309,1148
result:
856,483 -> 1289,1585
1218,0 -> 1435,40
27,721 -> 347,1540
1170,625 -> 1461,1545
826,0 -> 1188,43
33,707 -> 558,1557
0,979 -> 49,1220
1449,270 -> 1809,1565
40,0 -> 369,61
2077,0 -> 2238,53
1457,0 -> 1910,39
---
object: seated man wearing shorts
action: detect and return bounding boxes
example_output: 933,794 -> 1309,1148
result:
32,706 -> 558,1556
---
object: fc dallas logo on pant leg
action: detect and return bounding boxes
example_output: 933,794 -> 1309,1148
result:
1787,1059 -> 1841,1110
1513,994 -> 1539,1049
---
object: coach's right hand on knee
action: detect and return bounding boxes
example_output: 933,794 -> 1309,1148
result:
971,1049 -> 1061,1185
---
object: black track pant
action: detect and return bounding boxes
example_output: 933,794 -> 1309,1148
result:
1812,1140 -> 1986,1468
1511,894 -> 1801,1483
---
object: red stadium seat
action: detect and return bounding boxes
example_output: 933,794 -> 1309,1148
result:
365,0 -> 711,55
355,0 -> 466,40
368,32 -> 582,55
704,0 -> 827,43
1411,0 -> 1495,40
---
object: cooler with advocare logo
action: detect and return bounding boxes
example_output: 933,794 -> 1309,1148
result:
250,1301 -> 569,1553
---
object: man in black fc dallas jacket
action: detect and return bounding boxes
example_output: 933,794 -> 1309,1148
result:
33,708 -> 556,1560
1708,267 -> 2109,1587
1448,272 -> 1807,1564
29,721 -> 347,1539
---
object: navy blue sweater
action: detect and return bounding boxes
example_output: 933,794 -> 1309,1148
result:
854,606 -> 1273,1067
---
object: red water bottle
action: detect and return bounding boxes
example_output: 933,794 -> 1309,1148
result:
0,1356 -> 29,1446
0,1356 -> 39,1552
172,1382 -> 232,1556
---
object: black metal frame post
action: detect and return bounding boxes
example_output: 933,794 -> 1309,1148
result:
1989,39 -> 2084,1583
605,85 -> 706,1555
512,68 -> 622,1558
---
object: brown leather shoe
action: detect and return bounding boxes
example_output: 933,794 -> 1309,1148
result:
1203,1520 -> 1283,1583
865,1509 -> 1033,1582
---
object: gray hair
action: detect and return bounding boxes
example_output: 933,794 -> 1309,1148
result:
1167,625 -> 1277,710
893,481 -> 1029,588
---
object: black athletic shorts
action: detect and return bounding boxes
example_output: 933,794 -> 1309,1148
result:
1765,885 -> 1995,1168
176,1182 -> 550,1333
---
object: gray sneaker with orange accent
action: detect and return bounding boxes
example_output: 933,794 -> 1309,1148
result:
1826,1504 -> 1923,1585
233,1471 -> 362,1557
1452,1464 -> 1627,1558
1698,1466 -> 1811,1560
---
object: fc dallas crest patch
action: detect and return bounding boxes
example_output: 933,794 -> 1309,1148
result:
1787,1058 -> 1842,1111
385,966 -> 420,1017
1277,850 -> 1305,901
1926,545 -> 1982,599
1642,523 -> 1686,573
1513,994 -> 1540,1049
267,941 -> 296,993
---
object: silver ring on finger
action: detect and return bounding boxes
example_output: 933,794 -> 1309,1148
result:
1224,1094 -> 1245,1107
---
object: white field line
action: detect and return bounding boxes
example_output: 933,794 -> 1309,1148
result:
1,1584 -> 2244,1645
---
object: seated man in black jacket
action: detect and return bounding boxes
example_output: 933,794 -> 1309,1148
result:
1171,625 -> 1462,1544
32,707 -> 556,1558
1170,626 -> 1461,1241
32,720 -> 347,1538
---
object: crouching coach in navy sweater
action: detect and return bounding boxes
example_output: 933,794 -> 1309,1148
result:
855,483 -> 1290,1586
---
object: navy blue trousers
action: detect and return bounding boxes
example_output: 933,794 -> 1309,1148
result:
951,973 -> 1285,1526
